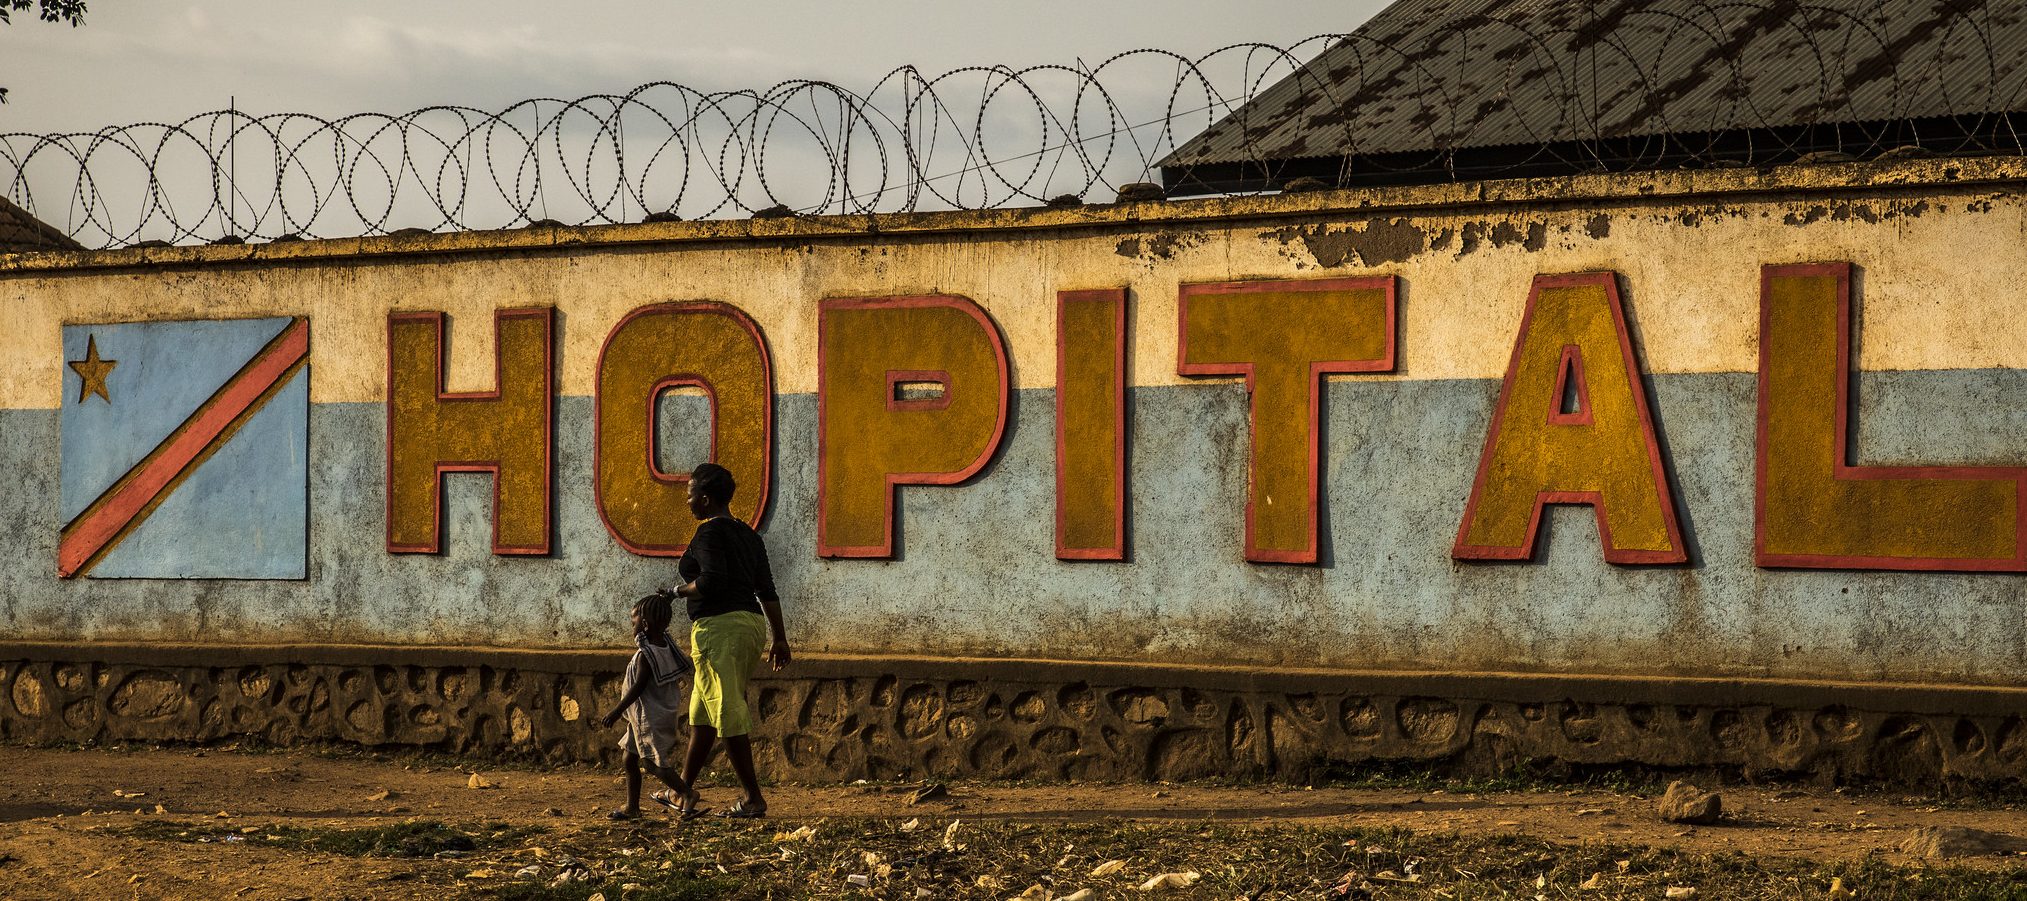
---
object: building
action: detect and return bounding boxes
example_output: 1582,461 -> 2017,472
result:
3,2 -> 2027,785
1161,0 -> 2027,193
0,196 -> 80,254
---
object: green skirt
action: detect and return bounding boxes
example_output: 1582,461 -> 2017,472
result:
688,610 -> 767,737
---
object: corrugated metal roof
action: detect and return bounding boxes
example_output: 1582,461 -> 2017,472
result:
0,196 -> 80,253
1161,0 -> 2027,168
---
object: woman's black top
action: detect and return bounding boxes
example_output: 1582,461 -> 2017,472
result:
677,517 -> 777,621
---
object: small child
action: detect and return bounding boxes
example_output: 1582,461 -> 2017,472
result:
600,592 -> 700,819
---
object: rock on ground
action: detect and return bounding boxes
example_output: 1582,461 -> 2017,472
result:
1899,826 -> 2027,858
1657,781 -> 1723,825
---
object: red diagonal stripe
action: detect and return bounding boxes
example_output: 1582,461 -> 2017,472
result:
58,318 -> 311,578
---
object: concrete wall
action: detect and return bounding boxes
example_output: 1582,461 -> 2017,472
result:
7,643 -> 2017,783
7,157 -> 2027,691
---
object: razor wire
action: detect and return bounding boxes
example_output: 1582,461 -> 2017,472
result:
4,3 -> 2024,249
0,38 -> 1341,248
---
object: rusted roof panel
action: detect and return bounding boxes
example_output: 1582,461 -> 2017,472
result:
0,196 -> 81,253
1161,0 -> 2027,167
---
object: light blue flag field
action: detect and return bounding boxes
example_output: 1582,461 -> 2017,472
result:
58,316 -> 311,580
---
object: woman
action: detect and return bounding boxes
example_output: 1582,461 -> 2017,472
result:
668,462 -> 791,818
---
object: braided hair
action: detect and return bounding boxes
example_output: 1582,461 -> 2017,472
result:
634,591 -> 673,638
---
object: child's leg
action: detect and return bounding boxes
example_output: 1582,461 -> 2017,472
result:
724,735 -> 763,807
647,763 -> 693,800
622,750 -> 643,814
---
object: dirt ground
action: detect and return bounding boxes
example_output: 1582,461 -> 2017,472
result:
0,744 -> 2022,900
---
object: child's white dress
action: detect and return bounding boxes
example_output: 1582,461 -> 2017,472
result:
618,632 -> 692,768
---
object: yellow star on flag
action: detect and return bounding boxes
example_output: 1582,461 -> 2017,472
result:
68,334 -> 117,404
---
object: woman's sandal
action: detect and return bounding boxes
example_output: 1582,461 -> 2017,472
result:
714,798 -> 767,819
651,788 -> 707,820
606,808 -> 639,821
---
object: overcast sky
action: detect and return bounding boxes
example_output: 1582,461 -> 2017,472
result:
1,2 -> 1382,131
1,3 -> 1386,243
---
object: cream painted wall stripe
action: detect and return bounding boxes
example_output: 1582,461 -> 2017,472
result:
5,182 -> 2023,409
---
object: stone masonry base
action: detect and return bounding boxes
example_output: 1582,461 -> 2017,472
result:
4,643 -> 2026,788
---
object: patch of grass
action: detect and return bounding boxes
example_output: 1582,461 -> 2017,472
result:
480,874 -> 735,901
115,819 -> 546,858
114,812 -> 2027,899
452,817 -> 2027,900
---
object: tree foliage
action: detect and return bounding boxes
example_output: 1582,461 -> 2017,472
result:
1,0 -> 88,103
0,0 -> 87,26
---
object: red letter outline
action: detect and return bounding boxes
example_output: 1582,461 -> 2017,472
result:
384,307 -> 555,556
1177,275 -> 1397,564
591,301 -> 775,557
1056,288 -> 1128,561
1755,262 -> 2027,571
816,295 -> 1011,558
1452,272 -> 1685,564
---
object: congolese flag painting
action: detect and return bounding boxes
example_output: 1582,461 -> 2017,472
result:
58,317 -> 310,580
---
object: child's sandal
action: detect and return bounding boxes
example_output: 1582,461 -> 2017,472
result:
606,808 -> 638,821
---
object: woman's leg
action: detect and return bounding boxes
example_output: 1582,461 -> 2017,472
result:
724,735 -> 763,808
680,724 -> 718,794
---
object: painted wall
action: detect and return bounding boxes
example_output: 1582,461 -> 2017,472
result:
6,158 -> 2027,687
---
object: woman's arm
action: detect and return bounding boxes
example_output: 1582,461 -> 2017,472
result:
752,533 -> 788,669
760,599 -> 791,670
